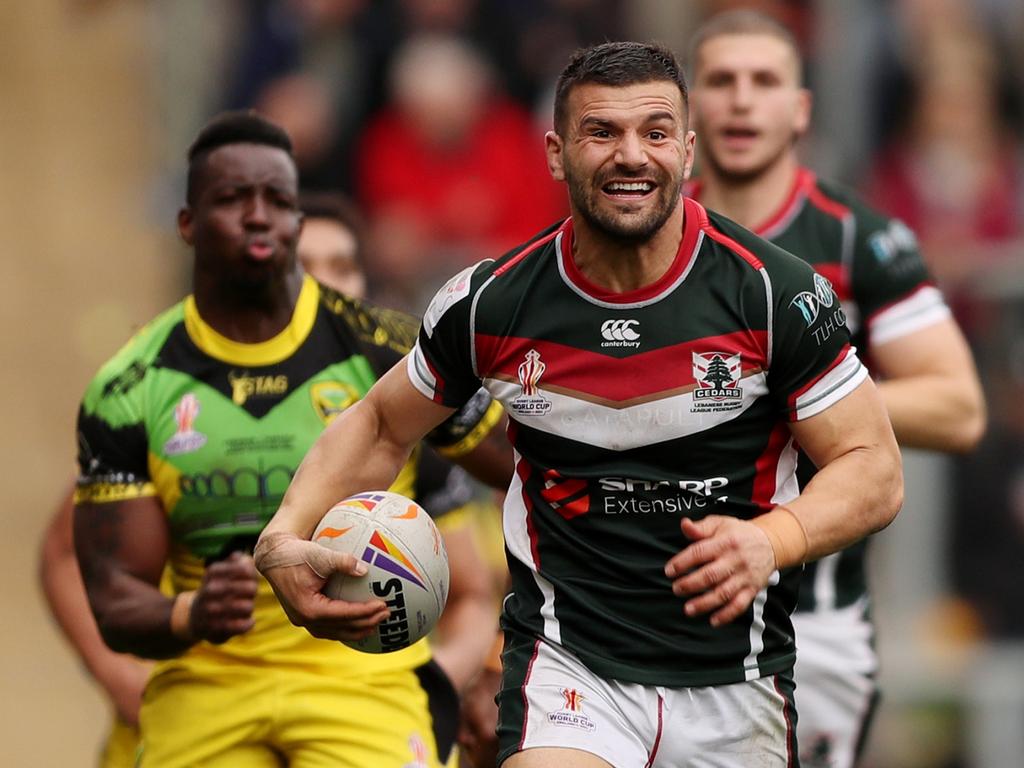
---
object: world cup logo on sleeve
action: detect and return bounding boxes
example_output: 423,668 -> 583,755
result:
510,349 -> 552,416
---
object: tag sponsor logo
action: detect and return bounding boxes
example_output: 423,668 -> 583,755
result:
229,371 -> 288,406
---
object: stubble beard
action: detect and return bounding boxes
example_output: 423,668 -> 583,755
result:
566,167 -> 683,245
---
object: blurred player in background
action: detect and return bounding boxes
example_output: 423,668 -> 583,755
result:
686,11 -> 986,767
41,184 -> 505,767
71,111 -> 509,768
256,41 -> 904,768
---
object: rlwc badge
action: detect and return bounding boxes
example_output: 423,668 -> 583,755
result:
163,393 -> 208,456
547,688 -> 596,731
510,349 -> 552,416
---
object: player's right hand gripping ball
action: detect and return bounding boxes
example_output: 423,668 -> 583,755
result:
313,491 -> 449,653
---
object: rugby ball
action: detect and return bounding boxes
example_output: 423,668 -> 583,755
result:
312,491 -> 449,653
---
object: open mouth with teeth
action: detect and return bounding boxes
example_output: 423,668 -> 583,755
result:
602,181 -> 656,198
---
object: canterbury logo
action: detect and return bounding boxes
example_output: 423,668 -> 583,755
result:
600,319 -> 640,343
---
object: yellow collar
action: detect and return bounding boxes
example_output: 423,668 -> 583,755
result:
183,275 -> 319,366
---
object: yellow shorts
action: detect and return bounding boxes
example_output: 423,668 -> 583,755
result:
99,717 -> 140,768
138,660 -> 458,768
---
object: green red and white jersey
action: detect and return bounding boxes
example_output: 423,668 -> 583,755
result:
689,169 -> 950,612
408,197 -> 867,686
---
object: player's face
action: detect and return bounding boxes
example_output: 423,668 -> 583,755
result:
298,218 -> 367,299
179,143 -> 301,289
690,34 -> 810,182
546,80 -> 695,243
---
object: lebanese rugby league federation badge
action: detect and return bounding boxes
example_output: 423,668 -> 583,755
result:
691,352 -> 743,414
510,349 -> 552,416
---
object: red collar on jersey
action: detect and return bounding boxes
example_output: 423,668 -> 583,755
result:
558,196 -> 705,305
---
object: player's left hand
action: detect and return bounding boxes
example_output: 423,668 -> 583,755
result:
664,515 -> 776,627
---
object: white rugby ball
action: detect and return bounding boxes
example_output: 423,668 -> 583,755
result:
312,491 -> 449,653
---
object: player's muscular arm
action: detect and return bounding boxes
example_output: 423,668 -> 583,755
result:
75,497 -> 258,658
781,376 -> 903,557
666,379 -> 902,626
871,318 -> 986,453
40,485 -> 151,724
74,495 -> 184,658
256,359 -> 457,636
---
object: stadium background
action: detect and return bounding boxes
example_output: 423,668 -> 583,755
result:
3,1 -> 1022,766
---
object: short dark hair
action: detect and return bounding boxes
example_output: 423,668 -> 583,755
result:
298,191 -> 366,265
688,10 -> 803,83
186,110 -> 295,203
553,41 -> 688,135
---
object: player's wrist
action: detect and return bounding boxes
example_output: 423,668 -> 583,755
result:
253,529 -> 302,574
169,590 -> 197,642
751,505 -> 808,570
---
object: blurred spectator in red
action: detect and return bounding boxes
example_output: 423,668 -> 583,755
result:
355,33 -> 566,310
863,17 -> 1024,293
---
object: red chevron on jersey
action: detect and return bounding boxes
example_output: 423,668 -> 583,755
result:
475,331 -> 768,407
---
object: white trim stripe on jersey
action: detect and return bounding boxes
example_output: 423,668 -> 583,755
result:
407,346 -> 437,399
760,194 -> 807,241
770,435 -> 801,506
556,229 -> 706,309
504,452 -> 562,644
811,551 -> 840,611
792,350 -> 868,421
743,570 -> 781,681
469,273 -> 498,378
759,268 -> 775,368
483,371 -> 770,451
868,285 -> 951,346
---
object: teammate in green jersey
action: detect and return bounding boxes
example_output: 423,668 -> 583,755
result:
257,42 -> 903,768
73,111 -> 509,768
687,11 -> 986,767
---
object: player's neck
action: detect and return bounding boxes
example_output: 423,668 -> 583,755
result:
698,154 -> 800,232
192,267 -> 305,343
569,200 -> 685,293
